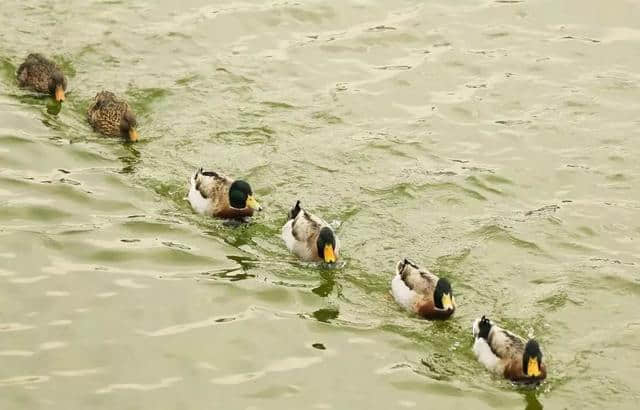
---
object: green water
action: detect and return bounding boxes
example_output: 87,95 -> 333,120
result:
1,0 -> 639,408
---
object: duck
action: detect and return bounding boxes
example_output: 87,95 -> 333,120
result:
391,258 -> 455,319
17,53 -> 67,102
472,315 -> 547,383
87,91 -> 139,141
281,200 -> 340,264
188,168 -> 262,219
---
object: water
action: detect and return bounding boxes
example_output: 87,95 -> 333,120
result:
1,0 -> 639,408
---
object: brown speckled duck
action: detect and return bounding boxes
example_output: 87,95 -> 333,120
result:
17,53 -> 67,102
87,91 -> 139,142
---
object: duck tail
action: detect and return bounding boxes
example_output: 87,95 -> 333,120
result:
190,167 -> 203,186
396,258 -> 410,275
288,200 -> 302,220
472,316 -> 492,339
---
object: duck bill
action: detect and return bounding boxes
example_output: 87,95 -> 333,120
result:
246,195 -> 261,211
323,244 -> 336,263
441,293 -> 453,310
128,128 -> 139,142
527,357 -> 541,377
54,85 -> 65,102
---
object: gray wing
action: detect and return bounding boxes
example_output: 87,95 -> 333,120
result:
398,260 -> 437,296
194,169 -> 232,201
488,326 -> 526,360
291,209 -> 323,244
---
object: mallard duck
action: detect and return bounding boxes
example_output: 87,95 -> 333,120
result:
472,316 -> 547,383
17,53 -> 66,102
188,168 -> 261,219
87,91 -> 139,141
281,200 -> 340,263
391,258 -> 455,319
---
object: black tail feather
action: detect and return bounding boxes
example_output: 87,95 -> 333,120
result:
477,316 -> 492,340
198,168 -> 220,178
289,200 -> 302,220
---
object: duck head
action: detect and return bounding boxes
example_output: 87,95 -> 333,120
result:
229,180 -> 261,211
317,226 -> 337,264
49,71 -> 66,102
120,110 -> 139,142
523,339 -> 543,378
433,277 -> 455,311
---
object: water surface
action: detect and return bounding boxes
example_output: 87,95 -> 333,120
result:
1,0 -> 639,408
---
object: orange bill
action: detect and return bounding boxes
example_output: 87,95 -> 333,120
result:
54,85 -> 65,102
246,195 -> 261,210
128,128 -> 139,142
527,357 -> 541,377
441,293 -> 453,310
323,244 -> 336,263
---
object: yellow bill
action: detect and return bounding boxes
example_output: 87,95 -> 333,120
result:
128,128 -> 139,142
246,195 -> 261,210
323,244 -> 336,263
441,293 -> 453,310
54,85 -> 65,102
527,357 -> 541,377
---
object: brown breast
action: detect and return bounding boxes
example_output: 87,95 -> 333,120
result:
213,207 -> 255,219
416,299 -> 455,320
503,361 -> 547,383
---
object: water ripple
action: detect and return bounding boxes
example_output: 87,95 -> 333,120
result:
211,356 -> 323,385
0,375 -> 49,387
0,323 -> 34,332
139,311 -> 252,337
96,377 -> 182,394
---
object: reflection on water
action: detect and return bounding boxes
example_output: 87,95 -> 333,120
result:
46,99 -> 62,115
312,308 -> 340,323
523,390 -> 543,410
202,254 -> 258,282
312,270 -> 336,297
118,145 -> 142,174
